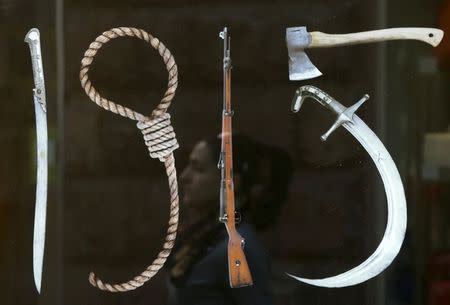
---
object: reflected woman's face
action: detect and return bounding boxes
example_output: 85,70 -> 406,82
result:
180,141 -> 220,208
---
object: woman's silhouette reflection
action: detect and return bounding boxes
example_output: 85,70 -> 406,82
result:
167,134 -> 292,305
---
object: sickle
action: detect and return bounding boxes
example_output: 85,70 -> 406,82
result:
289,85 -> 407,287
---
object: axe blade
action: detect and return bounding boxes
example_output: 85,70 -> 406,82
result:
288,51 -> 322,81
286,27 -> 322,80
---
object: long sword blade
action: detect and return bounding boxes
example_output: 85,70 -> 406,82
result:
289,115 -> 407,286
25,28 -> 48,294
289,86 -> 407,287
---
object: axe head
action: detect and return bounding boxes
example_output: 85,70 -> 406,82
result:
286,27 -> 322,81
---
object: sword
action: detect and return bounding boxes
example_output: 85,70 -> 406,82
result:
289,85 -> 407,287
25,28 -> 48,294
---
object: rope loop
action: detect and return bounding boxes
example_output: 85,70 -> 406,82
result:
137,113 -> 179,162
80,27 -> 178,121
79,27 -> 180,293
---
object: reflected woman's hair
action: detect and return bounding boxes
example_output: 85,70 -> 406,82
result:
168,134 -> 293,305
204,134 -> 293,230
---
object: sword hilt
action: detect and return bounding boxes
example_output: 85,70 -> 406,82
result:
25,28 -> 47,112
291,85 -> 369,141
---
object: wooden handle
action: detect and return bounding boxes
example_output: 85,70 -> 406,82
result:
310,27 -> 444,48
227,230 -> 253,288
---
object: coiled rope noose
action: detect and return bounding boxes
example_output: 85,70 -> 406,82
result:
80,27 -> 179,292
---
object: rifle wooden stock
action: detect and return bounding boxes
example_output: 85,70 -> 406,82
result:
227,228 -> 253,287
220,27 -> 253,288
224,179 -> 252,288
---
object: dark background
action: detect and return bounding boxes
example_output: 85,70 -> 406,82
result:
0,0 -> 449,304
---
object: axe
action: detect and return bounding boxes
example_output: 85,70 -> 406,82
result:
286,27 -> 444,80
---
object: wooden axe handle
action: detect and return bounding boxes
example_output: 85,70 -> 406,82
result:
309,27 -> 443,48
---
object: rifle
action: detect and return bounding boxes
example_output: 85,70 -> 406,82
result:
218,27 -> 253,288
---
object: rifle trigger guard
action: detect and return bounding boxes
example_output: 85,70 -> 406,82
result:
218,212 -> 241,224
234,211 -> 242,224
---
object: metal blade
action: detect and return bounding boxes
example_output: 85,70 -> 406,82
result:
288,115 -> 406,286
286,26 -> 322,80
288,51 -> 322,80
32,91 -> 48,294
25,28 -> 48,294
289,86 -> 407,287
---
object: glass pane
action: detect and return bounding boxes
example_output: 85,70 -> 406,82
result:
0,1 -> 448,305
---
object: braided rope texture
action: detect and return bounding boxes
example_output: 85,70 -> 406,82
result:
80,27 -> 178,121
80,27 -> 180,292
137,113 -> 179,161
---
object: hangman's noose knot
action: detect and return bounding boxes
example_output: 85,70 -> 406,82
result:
137,113 -> 179,162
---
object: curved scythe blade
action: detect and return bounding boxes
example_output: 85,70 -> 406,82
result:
289,85 -> 407,287
25,28 -> 48,294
